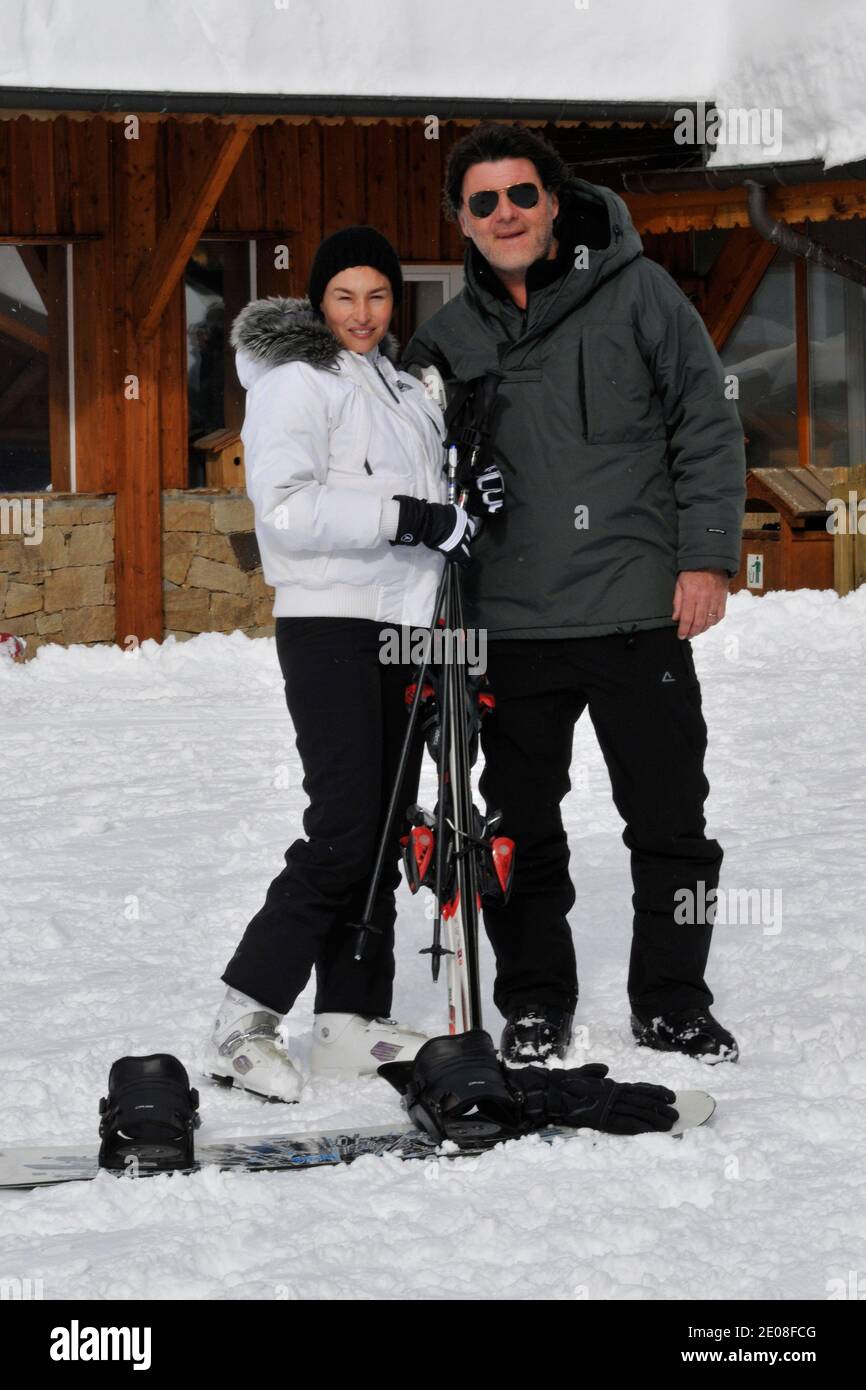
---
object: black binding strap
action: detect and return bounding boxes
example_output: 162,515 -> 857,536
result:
98,1053 -> 200,1172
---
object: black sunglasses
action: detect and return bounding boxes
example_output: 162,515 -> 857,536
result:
465,182 -> 542,219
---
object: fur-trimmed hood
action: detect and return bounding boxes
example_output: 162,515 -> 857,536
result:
230,295 -> 400,372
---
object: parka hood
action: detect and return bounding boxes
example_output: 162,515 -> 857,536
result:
230,295 -> 400,381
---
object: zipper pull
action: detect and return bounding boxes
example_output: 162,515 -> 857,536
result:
373,359 -> 400,402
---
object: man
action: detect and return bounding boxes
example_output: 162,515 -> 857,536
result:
403,123 -> 745,1065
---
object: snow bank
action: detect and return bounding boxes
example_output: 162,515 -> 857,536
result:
1,588 -> 865,1299
2,0 -> 721,101
710,0 -> 866,168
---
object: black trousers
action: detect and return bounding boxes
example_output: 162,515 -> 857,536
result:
222,617 -> 424,1017
478,626 -> 723,1021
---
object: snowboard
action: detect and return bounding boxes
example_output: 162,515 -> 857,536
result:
0,1090 -> 714,1189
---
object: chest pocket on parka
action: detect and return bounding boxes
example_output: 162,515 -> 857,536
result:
580,324 -> 667,445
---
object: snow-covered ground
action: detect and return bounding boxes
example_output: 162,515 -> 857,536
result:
1,587 -> 865,1301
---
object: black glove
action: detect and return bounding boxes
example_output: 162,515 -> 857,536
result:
391,495 -> 480,569
507,1062 -> 678,1136
468,462 -> 505,519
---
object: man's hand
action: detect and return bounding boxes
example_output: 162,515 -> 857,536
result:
468,462 -> 505,518
672,569 -> 730,639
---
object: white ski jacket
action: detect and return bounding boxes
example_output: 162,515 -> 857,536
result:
231,297 -> 448,627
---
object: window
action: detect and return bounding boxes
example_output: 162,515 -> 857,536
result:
396,264 -> 465,348
0,245 -> 65,492
720,224 -> 866,473
808,264 -> 866,469
184,241 -> 252,487
721,252 -> 797,468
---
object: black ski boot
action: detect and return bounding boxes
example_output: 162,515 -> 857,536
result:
98,1053 -> 201,1172
631,1008 -> 739,1064
500,1004 -> 574,1064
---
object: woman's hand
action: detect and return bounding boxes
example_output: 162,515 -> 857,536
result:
391,496 -> 480,569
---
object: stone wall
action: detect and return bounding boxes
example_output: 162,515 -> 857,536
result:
0,494 -> 115,657
162,489 -> 274,640
0,490 -> 274,659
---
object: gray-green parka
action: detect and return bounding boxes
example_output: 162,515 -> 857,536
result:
403,177 -> 746,639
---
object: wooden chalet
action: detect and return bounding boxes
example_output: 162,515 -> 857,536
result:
2,90 -> 866,654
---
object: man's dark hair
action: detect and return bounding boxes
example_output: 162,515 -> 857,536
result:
443,123 -> 568,220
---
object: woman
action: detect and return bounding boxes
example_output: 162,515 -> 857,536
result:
202,227 -> 478,1102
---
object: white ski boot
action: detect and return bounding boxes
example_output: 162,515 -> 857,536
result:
311,1014 -> 428,1078
203,988 -> 303,1103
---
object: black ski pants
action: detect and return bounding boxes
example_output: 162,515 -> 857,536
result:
222,617 -> 424,1017
478,626 -> 723,1021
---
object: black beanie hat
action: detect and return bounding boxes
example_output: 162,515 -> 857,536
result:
307,225 -> 403,317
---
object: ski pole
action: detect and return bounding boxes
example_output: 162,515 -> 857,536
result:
420,562 -> 454,985
350,563 -> 450,963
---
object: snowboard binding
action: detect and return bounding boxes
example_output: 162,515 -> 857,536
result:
380,1030 -> 688,1145
379,1030 -> 522,1146
98,1053 -> 200,1173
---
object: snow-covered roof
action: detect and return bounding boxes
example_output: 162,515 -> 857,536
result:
4,0 -> 866,169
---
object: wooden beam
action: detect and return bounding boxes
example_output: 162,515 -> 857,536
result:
703,228 -> 778,350
832,463 -> 866,595
0,233 -> 103,243
131,118 -> 256,342
46,244 -> 71,491
856,469 -> 866,591
624,178 -> 866,235
0,309 -> 48,352
115,330 -> 163,645
221,241 -> 251,437
157,278 -> 188,490
795,257 -> 811,472
196,229 -> 297,240
115,121 -> 162,646
70,115 -> 118,494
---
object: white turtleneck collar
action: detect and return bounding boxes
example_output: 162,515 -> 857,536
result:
354,341 -> 381,365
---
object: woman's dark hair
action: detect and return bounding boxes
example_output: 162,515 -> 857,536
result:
443,123 -> 568,220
